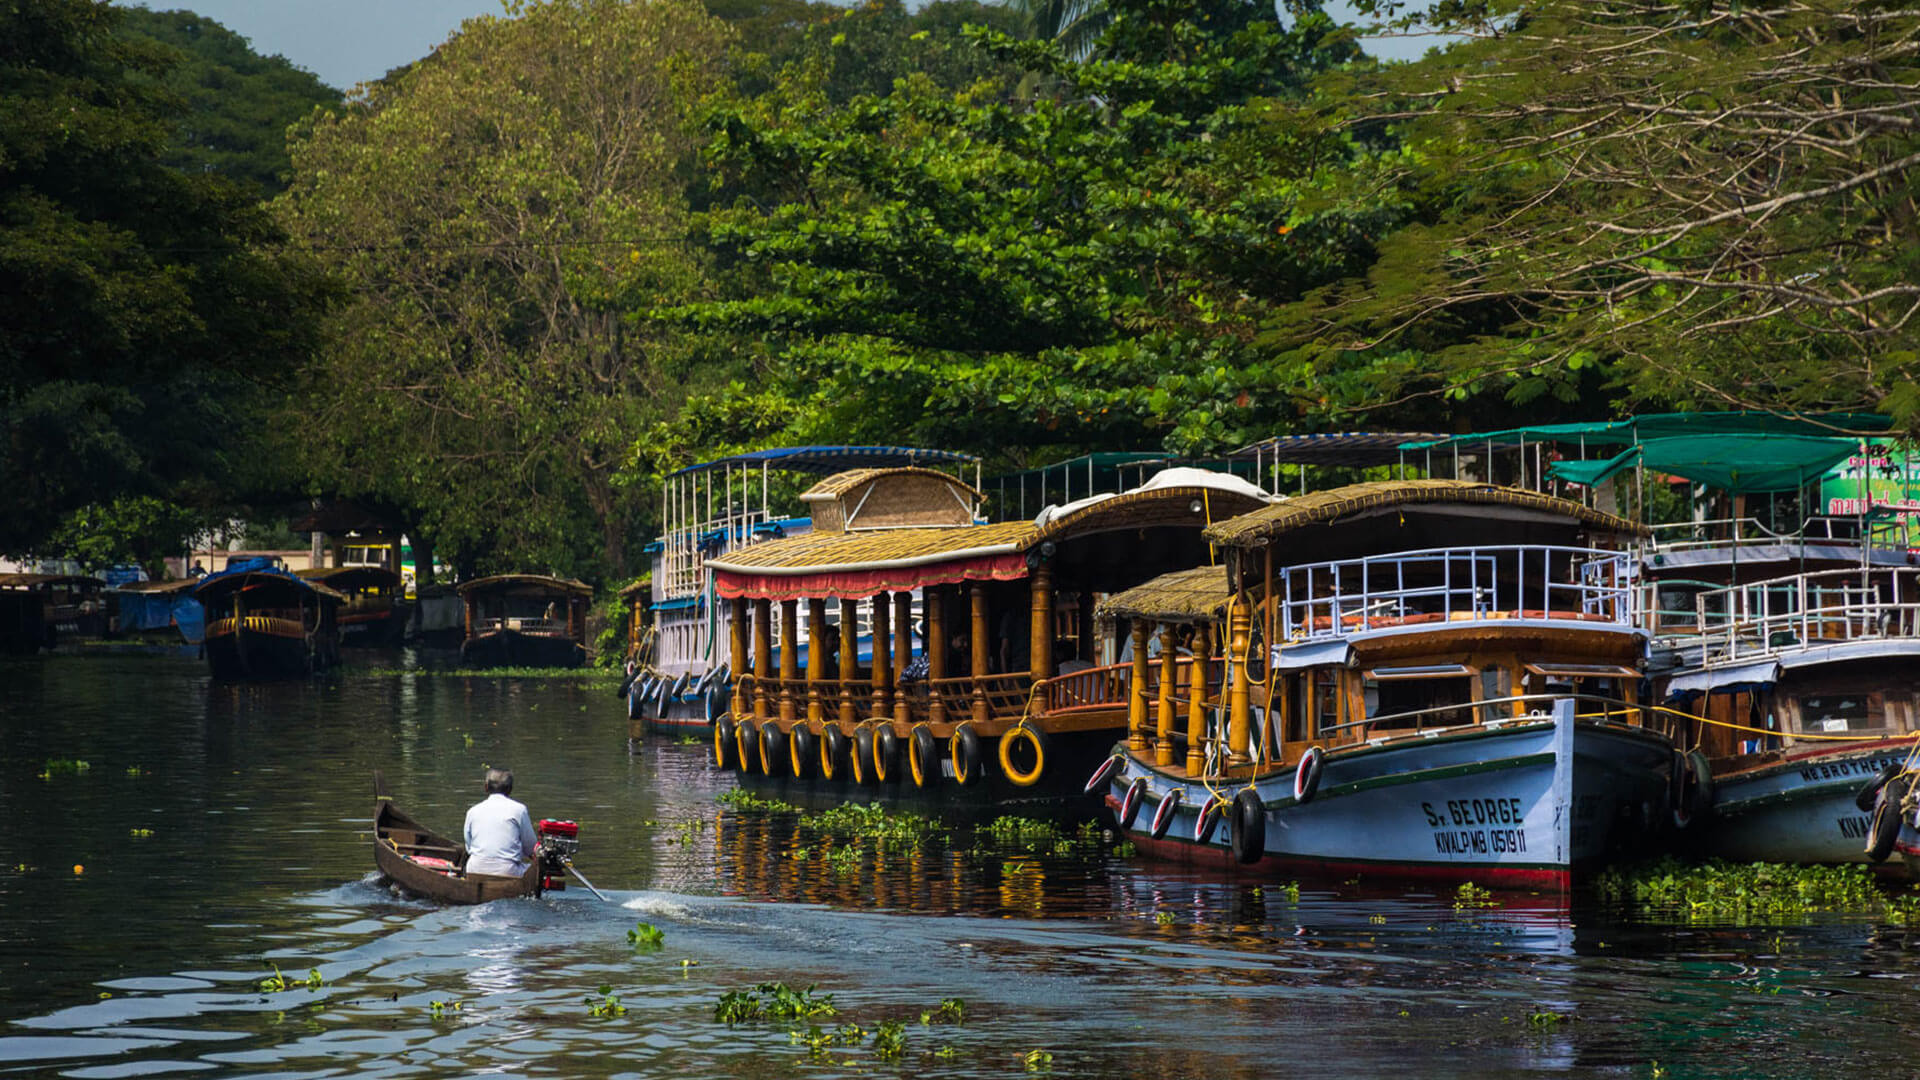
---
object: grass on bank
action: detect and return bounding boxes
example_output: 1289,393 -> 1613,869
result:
362,665 -> 618,682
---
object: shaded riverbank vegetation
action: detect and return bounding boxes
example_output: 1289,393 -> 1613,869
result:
7,0 -> 1914,588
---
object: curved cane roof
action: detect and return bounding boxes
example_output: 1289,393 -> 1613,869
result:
456,574 -> 593,598
1096,565 -> 1230,623
1203,480 -> 1645,547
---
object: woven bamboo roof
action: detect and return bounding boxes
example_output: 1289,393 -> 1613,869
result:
456,574 -> 594,598
299,566 -> 401,590
800,467 -> 983,502
617,577 -> 652,599
708,521 -> 1037,574
113,579 -> 199,595
1203,480 -> 1646,547
1096,565 -> 1230,623
0,573 -> 105,588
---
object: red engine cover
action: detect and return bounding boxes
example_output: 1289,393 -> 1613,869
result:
538,818 -> 579,837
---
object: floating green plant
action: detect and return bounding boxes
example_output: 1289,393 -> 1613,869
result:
586,985 -> 627,1017
1153,911 -> 1175,925
714,982 -> 837,1024
920,997 -> 967,1025
39,759 -> 90,780
627,922 -> 664,950
1024,1048 -> 1054,1072
1454,882 -> 1500,910
871,1018 -> 906,1061
1526,1010 -> 1568,1030
259,965 -> 324,993
716,789 -> 797,812
805,803 -> 941,846
1594,858 -> 1914,922
428,999 -> 461,1019
129,828 -> 153,838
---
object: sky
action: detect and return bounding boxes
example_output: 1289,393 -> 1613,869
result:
121,0 -> 1430,90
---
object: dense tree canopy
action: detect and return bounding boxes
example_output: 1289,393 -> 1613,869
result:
0,0 -> 328,557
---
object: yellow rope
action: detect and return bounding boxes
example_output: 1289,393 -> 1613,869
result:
1629,703 -> 1920,744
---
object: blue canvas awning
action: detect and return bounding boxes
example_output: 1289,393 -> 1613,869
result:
1665,659 -> 1781,698
1272,639 -> 1354,671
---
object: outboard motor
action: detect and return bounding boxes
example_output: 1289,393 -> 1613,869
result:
537,819 -> 580,891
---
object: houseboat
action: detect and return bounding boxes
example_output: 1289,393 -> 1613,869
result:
457,575 -> 592,669
1095,480 -> 1677,890
110,579 -> 204,645
300,566 -> 410,645
702,465 -> 1272,808
628,445 -> 979,737
0,573 -> 107,648
193,560 -> 343,680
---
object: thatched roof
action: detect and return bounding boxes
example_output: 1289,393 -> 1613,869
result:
456,574 -> 593,598
708,521 -> 1037,574
1096,565 -> 1230,623
0,573 -> 104,588
800,467 -> 983,503
299,566 -> 401,590
113,579 -> 199,595
1203,480 -> 1645,548
617,577 -> 652,599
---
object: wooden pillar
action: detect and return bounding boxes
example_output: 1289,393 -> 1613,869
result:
806,598 -> 827,724
729,596 -> 749,718
893,590 -> 912,724
871,592 -> 892,720
1128,620 -> 1149,752
1156,626 -> 1176,767
927,587 -> 947,724
1228,599 -> 1252,765
778,599 -> 798,724
970,582 -> 990,724
838,598 -> 858,725
1185,624 -> 1209,775
752,597 -> 772,721
1030,564 -> 1053,683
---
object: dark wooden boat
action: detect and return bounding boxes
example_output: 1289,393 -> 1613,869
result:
193,559 -> 343,681
300,566 -> 410,646
372,772 -> 542,904
457,574 -> 592,668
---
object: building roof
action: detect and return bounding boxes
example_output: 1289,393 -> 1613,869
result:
1230,431 -> 1441,467
1204,479 -> 1646,547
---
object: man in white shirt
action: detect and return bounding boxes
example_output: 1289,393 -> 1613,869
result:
463,768 -> 539,878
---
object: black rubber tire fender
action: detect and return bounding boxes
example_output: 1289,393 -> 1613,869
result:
1194,794 -> 1225,845
1857,761 -> 1902,813
1119,777 -> 1148,830
874,726 -> 902,784
712,714 -> 736,770
1149,789 -> 1182,840
951,724 -> 984,787
820,726 -> 850,781
1866,773 -> 1910,862
789,725 -> 816,779
1084,754 -> 1123,796
998,724 -> 1050,788
1293,746 -> 1324,804
1229,788 -> 1266,865
759,722 -> 788,778
852,724 -> 877,785
909,724 -> 940,787
735,717 -> 759,774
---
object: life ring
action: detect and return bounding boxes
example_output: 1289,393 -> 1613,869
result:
1293,746 -> 1324,804
1149,790 -> 1183,839
757,723 -> 785,776
1193,794 -> 1225,844
909,724 -> 940,787
712,714 -> 737,770
998,724 -> 1051,788
1856,761 -> 1903,813
820,726 -> 850,781
874,726 -> 902,783
1084,754 -> 1123,796
789,725 -> 817,778
1229,789 -> 1266,864
1119,777 -> 1148,829
735,718 -> 759,774
1867,773 -> 1910,862
852,725 -> 877,785
950,724 -> 984,787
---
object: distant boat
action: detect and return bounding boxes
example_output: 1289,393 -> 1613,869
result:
299,566 -> 410,646
110,579 -> 204,645
192,559 -> 343,681
0,573 -> 107,649
457,575 -> 592,668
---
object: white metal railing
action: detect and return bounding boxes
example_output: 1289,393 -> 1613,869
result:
1646,514 -> 1917,556
1693,567 -> 1920,665
1279,546 -> 1637,641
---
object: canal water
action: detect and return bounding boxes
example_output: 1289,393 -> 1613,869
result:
1,652 -> 1914,1078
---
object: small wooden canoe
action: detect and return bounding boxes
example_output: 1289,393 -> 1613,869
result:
373,772 -> 541,904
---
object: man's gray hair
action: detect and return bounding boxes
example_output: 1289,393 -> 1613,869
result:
484,767 -> 514,795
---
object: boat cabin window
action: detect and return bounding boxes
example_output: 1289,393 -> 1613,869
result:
1522,663 -> 1636,712
1790,693 -> 1884,736
1362,665 -> 1473,730
1295,669 -> 1341,738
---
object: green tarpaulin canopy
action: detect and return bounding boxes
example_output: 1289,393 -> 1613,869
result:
1548,435 -> 1860,493
1400,411 -> 1890,452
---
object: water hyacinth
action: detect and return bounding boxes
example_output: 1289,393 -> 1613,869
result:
1594,858 -> 1920,923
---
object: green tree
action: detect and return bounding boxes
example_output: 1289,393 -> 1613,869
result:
0,0 -> 329,557
678,0 -> 1383,459
1282,0 -> 1920,429
275,0 -> 731,579
116,8 -> 341,195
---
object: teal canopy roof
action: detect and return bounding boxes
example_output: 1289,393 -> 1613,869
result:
1400,412 -> 1890,452
1548,435 -> 1859,493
